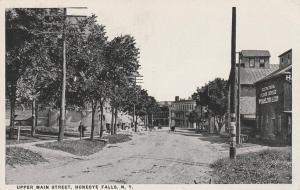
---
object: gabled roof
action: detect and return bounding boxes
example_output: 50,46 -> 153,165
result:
239,64 -> 279,85
241,50 -> 271,57
278,49 -> 292,57
255,63 -> 292,84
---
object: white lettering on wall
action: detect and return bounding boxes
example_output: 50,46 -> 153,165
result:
258,84 -> 278,104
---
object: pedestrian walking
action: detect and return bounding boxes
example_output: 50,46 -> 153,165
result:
78,121 -> 86,139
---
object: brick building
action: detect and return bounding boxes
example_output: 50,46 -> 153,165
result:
153,101 -> 173,126
255,49 -> 292,144
170,96 -> 197,128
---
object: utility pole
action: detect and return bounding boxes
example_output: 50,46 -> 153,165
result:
151,113 -> 154,127
207,84 -> 210,133
128,73 -> 143,132
58,8 -> 67,141
236,52 -> 241,144
31,7 -> 87,141
169,105 -> 172,129
57,7 -> 87,141
229,7 -> 237,159
133,103 -> 136,132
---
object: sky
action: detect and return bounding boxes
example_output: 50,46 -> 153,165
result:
67,0 -> 299,101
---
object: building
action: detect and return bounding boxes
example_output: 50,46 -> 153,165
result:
239,50 -> 271,69
153,101 -> 173,126
170,96 -> 197,128
228,50 -> 279,136
255,49 -> 292,145
278,49 -> 292,68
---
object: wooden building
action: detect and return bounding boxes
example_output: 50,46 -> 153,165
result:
255,49 -> 292,145
227,50 -> 279,136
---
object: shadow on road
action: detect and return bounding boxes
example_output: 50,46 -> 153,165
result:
198,136 -> 228,144
174,128 -> 202,137
130,155 -> 208,167
174,128 -> 228,145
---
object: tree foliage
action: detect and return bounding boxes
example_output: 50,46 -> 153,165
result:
192,78 -> 228,133
6,8 -> 158,140
6,8 -> 63,138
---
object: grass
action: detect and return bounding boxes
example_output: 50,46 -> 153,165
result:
102,134 -> 132,144
6,147 -> 48,167
248,137 -> 289,147
36,139 -> 106,156
35,134 -> 132,156
6,135 -> 40,145
210,148 -> 292,184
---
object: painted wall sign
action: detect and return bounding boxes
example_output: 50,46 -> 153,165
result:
258,84 -> 279,104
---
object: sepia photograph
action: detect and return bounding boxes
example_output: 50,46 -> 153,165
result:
2,0 -> 299,189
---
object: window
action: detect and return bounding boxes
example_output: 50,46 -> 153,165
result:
277,115 -> 281,133
260,58 -> 265,63
249,58 -> 255,67
259,58 -> 265,67
259,63 -> 265,68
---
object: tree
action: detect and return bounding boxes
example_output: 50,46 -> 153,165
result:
6,8 -> 62,138
105,35 -> 140,134
16,60 -> 58,136
67,15 -> 108,140
192,78 -> 228,133
187,110 -> 199,126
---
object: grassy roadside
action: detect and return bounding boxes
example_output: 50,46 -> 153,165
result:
36,139 -> 106,156
102,134 -> 132,144
35,134 -> 132,156
6,147 -> 48,167
210,148 -> 292,184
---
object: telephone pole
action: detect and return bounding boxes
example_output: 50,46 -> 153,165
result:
40,7 -> 87,141
236,52 -> 241,144
229,7 -> 237,159
128,74 -> 143,132
58,8 -> 67,141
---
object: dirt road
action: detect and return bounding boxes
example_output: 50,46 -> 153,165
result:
6,128 -> 267,184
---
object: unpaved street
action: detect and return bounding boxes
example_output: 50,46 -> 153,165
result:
6,128 -> 267,184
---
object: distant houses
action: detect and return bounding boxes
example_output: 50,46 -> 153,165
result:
155,97 -> 197,128
5,100 -> 134,134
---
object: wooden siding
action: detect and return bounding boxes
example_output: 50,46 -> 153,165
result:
256,76 -> 291,144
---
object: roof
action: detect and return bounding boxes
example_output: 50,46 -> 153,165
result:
255,63 -> 292,84
278,49 -> 292,57
239,64 -> 279,84
158,101 -> 173,106
174,99 -> 196,104
14,115 -> 32,121
241,50 -> 270,57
